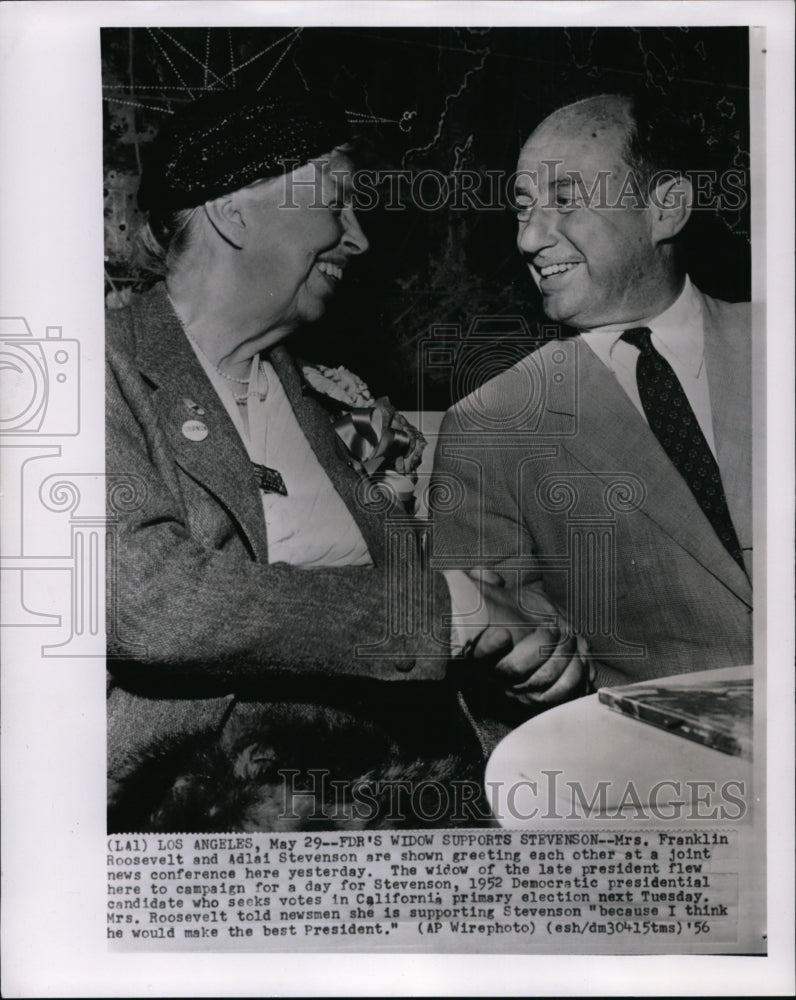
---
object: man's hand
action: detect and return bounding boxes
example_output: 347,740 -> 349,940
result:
492,630 -> 591,706
443,568 -> 591,707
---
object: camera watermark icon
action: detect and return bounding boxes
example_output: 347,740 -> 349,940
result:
416,316 -> 577,437
0,317 -> 80,435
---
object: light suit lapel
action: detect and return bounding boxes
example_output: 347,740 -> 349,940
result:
544,335 -> 752,606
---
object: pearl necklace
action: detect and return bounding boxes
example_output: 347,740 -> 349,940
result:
170,298 -> 268,405
212,357 -> 269,406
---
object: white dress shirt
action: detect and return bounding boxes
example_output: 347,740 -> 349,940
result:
579,276 -> 717,457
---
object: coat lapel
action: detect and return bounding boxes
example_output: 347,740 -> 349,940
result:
131,284 -> 387,567
269,347 -> 388,564
546,335 -> 751,605
132,285 -> 270,563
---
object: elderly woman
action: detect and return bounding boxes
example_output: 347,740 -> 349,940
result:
106,89 -> 584,831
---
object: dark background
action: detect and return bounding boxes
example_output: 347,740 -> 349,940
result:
102,26 -> 750,409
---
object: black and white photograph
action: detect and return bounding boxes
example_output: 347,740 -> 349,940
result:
103,23 -> 755,830
1,1 -> 794,995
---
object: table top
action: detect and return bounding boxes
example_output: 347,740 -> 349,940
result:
484,666 -> 754,827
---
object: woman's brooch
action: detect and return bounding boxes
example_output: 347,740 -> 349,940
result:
301,363 -> 427,511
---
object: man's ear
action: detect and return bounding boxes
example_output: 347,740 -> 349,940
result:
203,192 -> 246,249
649,173 -> 692,244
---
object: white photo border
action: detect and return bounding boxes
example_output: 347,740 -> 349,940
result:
1,2 -> 793,996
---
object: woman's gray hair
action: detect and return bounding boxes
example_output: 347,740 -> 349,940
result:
136,206 -> 200,276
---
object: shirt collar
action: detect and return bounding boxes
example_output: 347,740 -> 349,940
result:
580,276 -> 705,377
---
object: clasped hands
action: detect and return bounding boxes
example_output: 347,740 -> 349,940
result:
444,568 -> 592,706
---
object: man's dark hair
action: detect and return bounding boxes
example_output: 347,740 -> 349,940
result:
618,88 -> 750,295
620,90 -> 709,196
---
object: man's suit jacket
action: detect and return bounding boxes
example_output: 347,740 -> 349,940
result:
106,284 -> 464,786
432,288 -> 753,694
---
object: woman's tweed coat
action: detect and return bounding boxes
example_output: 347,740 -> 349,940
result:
106,284 -> 481,809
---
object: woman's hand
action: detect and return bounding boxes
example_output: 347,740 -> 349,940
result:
461,568 -> 592,707
493,630 -> 592,706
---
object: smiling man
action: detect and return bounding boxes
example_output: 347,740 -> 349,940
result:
106,87 -> 590,830
432,93 -> 752,710
515,98 -> 683,331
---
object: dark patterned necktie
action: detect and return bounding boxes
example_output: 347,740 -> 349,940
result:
622,326 -> 744,571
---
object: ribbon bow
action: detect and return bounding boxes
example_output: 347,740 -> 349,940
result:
333,398 -> 414,476
300,364 -> 426,511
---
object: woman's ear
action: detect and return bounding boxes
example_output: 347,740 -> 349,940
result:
649,173 -> 693,244
203,192 -> 246,249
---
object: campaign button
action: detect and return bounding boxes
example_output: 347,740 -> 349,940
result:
182,419 -> 209,441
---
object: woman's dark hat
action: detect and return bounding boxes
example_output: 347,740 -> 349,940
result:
137,89 -> 351,214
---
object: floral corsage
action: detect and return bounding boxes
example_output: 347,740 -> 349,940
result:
301,363 -> 426,512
